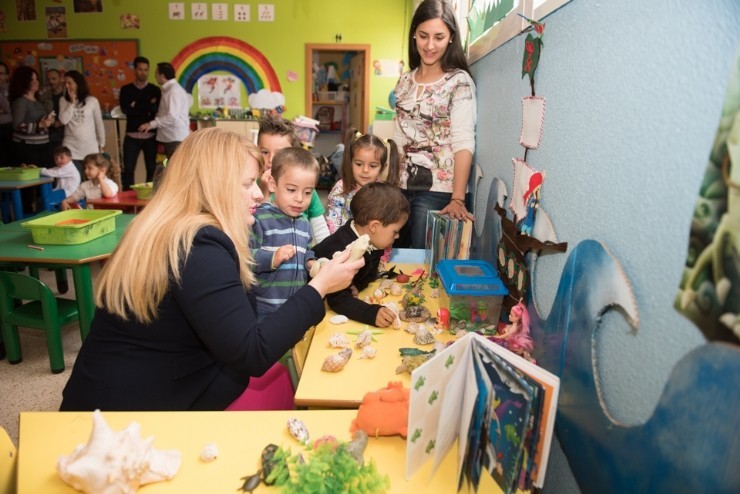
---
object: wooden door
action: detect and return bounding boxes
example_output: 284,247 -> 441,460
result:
305,44 -> 370,134
349,52 -> 365,132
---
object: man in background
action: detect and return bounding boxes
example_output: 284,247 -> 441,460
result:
139,62 -> 190,159
119,56 -> 160,189
41,68 -> 66,160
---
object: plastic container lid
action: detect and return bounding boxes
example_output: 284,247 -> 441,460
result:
437,259 -> 508,296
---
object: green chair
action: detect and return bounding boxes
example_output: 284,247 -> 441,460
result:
0,271 -> 80,374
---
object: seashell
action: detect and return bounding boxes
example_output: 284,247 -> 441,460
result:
200,443 -> 218,462
287,417 -> 310,444
364,296 -> 372,303
347,234 -> 370,260
57,410 -> 181,494
321,348 -> 352,372
413,326 -> 436,345
430,287 -> 440,298
354,329 -> 373,348
309,257 -> 329,278
359,346 -> 377,359
390,283 -> 403,296
433,341 -> 448,353
379,279 -> 393,290
329,314 -> 349,325
372,288 -> 386,300
404,322 -> 418,334
383,301 -> 402,329
328,332 -> 350,348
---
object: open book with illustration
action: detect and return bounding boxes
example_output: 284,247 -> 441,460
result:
406,332 -> 559,493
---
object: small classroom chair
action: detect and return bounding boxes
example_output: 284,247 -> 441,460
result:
0,271 -> 80,374
288,325 -> 316,389
39,188 -> 66,212
0,426 -> 16,494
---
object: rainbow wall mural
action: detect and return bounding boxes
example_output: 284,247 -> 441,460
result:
171,37 -> 282,95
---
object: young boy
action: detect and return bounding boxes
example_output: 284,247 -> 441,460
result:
251,147 -> 320,321
258,114 -> 330,244
312,182 -> 409,327
40,146 -> 81,197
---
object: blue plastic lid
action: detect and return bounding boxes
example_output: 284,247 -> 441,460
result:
437,259 -> 508,296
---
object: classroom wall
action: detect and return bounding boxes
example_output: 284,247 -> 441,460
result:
0,0 -> 407,119
469,0 -> 739,491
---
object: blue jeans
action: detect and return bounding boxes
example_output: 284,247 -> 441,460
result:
122,135 -> 158,189
396,190 -> 451,249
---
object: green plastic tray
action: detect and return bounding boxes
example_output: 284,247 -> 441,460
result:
0,167 -> 41,181
21,210 -> 122,245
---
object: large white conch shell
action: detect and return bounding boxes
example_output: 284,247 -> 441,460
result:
57,410 -> 182,494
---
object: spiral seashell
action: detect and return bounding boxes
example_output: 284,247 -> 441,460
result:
359,346 -> 377,359
328,332 -> 350,348
413,326 -> 436,345
287,417 -> 310,444
372,288 -> 386,300
321,348 -> 352,372
354,329 -> 373,348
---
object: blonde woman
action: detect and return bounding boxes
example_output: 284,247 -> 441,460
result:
60,127 -> 364,411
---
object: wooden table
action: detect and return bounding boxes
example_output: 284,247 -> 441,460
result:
0,213 -> 134,336
293,261 -> 456,408
0,177 -> 54,222
17,410 -> 499,493
86,190 -> 149,213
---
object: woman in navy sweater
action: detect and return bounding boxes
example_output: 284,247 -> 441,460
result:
60,127 -> 363,411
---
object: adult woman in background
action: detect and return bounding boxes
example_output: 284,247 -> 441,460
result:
0,62 -> 12,164
58,70 -> 105,174
9,65 -> 54,167
60,128 -> 364,411
394,0 -> 476,248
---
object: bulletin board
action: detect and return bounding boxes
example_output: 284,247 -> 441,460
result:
0,39 -> 139,111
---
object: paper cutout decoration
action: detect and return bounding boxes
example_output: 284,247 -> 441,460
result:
510,158 -> 543,226
495,204 -> 567,314
519,96 -> 546,149
197,75 -> 241,109
519,15 -> 545,85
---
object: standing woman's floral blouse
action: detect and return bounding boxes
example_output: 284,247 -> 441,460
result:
394,68 -> 476,192
325,178 -> 357,234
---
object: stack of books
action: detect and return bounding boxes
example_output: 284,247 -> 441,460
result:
424,211 -> 474,276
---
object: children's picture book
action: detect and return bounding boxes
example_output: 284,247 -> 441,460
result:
406,332 -> 559,493
425,211 -> 474,275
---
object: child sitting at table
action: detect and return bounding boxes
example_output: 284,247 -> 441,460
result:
61,152 -> 120,210
313,182 -> 409,327
251,147 -> 320,321
40,146 -> 81,197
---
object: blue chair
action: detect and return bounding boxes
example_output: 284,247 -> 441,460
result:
0,271 -> 80,373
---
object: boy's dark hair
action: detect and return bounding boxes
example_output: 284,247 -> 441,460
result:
271,147 -> 319,182
133,56 -> 150,67
156,62 -> 175,80
350,182 -> 410,226
53,145 -> 72,158
258,113 -> 300,147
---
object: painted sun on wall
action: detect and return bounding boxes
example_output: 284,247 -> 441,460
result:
676,48 -> 740,344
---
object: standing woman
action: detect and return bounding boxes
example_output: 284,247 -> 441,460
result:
9,65 -> 55,167
394,0 -> 476,248
60,128 -> 364,411
0,62 -> 12,164
58,70 -> 105,175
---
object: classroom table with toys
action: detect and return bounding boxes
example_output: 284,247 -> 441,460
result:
17,409 -> 501,493
294,251 -> 459,409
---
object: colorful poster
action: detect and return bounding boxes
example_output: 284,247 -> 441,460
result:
675,49 -> 740,344
45,7 -> 67,39
197,74 -> 242,109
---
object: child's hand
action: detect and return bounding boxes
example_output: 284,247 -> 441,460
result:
375,307 -> 397,328
61,200 -> 71,211
272,245 -> 296,268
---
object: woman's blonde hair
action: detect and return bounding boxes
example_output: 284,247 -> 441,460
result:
95,127 -> 263,323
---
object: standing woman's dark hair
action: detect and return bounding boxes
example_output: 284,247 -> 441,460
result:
62,70 -> 91,106
408,0 -> 470,75
8,65 -> 40,102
